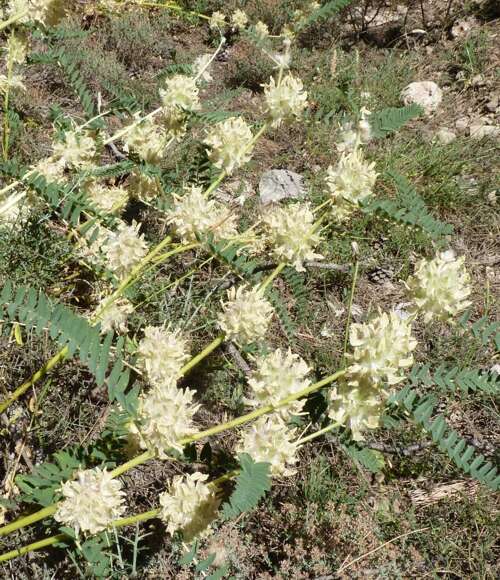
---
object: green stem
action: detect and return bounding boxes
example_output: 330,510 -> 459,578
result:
180,335 -> 225,376
259,262 -> 286,292
0,9 -> 28,32
341,259 -> 359,367
0,505 -> 57,537
2,48 -> 13,161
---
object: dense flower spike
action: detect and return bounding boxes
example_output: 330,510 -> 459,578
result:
237,415 -> 298,476
122,114 -> 167,163
53,130 -> 97,170
32,157 -> 66,183
209,10 -> 225,30
85,183 -> 129,215
137,326 -> 189,386
99,298 -> 134,334
137,383 -> 200,456
261,202 -> 323,271
0,73 -> 25,93
254,21 -> 269,40
263,74 -> 308,127
218,285 -> 273,344
167,185 -> 238,243
337,107 -> 372,152
325,148 -> 378,221
231,9 -> 248,31
103,220 -> 148,279
346,311 -> 416,387
406,250 -> 472,322
159,472 -> 220,541
8,0 -> 66,26
7,33 -> 27,64
204,117 -> 254,174
128,170 -> 162,202
160,74 -> 200,112
246,348 -> 311,418
328,377 -> 384,441
54,467 -> 126,536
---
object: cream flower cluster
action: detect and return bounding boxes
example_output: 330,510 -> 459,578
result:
347,311 -> 416,387
218,285 -> 273,344
122,114 -> 167,163
0,73 -> 25,93
246,348 -> 311,418
406,250 -> 472,322
54,467 -> 126,536
160,74 -> 200,112
337,107 -> 373,152
99,298 -> 134,334
85,182 -> 129,215
237,415 -> 298,476
204,117 -> 254,174
8,0 -> 66,26
137,326 -> 189,386
33,157 -> 66,183
137,383 -> 199,456
254,21 -> 269,40
128,170 -> 162,202
263,74 -> 308,127
261,202 -> 323,271
209,10 -> 225,30
231,9 -> 248,31
53,130 -> 97,170
167,185 -> 238,243
325,148 -> 378,221
103,220 -> 148,279
159,472 -> 220,541
7,33 -> 27,64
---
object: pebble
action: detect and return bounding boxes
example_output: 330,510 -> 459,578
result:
259,169 -> 305,205
435,128 -> 456,144
400,81 -> 442,115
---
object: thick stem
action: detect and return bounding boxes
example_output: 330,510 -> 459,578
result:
341,259 -> 359,366
2,49 -> 13,161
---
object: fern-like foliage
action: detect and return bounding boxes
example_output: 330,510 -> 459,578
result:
388,385 -> 499,490
363,170 -> 453,239
282,266 -> 308,323
205,236 -> 260,280
222,454 -> 271,519
0,280 -> 136,411
459,309 -> 500,350
267,288 -> 298,342
370,104 -> 423,139
409,364 -> 500,396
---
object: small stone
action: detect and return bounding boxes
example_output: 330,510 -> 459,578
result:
435,128 -> 456,144
485,95 -> 499,113
455,117 -> 469,132
469,123 -> 500,139
400,81 -> 442,115
259,169 -> 305,205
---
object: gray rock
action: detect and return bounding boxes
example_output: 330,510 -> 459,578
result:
435,128 -> 456,144
259,169 -> 305,205
470,123 -> 500,139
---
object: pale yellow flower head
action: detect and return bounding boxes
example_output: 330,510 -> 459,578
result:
325,149 -> 378,221
0,73 -> 25,93
53,130 -> 97,170
137,326 -> 189,386
209,10 -> 225,30
231,9 -> 248,31
85,183 -> 129,215
261,202 -> 323,271
99,298 -> 133,334
167,185 -> 238,243
122,113 -> 167,163
263,74 -> 308,127
346,310 -> 417,387
406,250 -> 472,322
159,472 -> 220,541
54,467 -> 126,536
160,74 -> 200,112
246,348 -> 311,419
237,415 -> 298,476
7,33 -> 27,64
204,117 -> 254,174
218,285 -> 273,345
32,157 -> 66,183
128,170 -> 162,202
8,0 -> 66,26
137,383 -> 200,456
254,21 -> 269,40
104,220 -> 148,279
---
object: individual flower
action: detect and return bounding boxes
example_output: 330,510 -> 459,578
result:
85,182 -> 129,215
231,9 -> 248,31
99,298 -> 134,334
209,10 -> 225,30
194,53 -> 213,83
204,117 -> 254,174
103,220 -> 148,279
53,130 -> 97,170
217,285 -> 273,345
237,415 -> 298,476
328,377 -> 384,441
160,74 -> 200,112
137,326 -> 189,386
166,185 -> 238,243
8,0 -> 66,26
405,250 -> 472,322
137,383 -> 200,456
54,467 -> 126,536
128,170 -> 162,202
122,113 -> 167,163
346,310 -> 417,387
261,202 -> 323,271
246,348 -> 311,418
325,148 -> 378,221
254,21 -> 269,40
159,472 -> 220,541
263,74 -> 308,127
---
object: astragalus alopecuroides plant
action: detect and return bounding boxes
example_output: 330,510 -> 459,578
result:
0,1 -> 496,576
